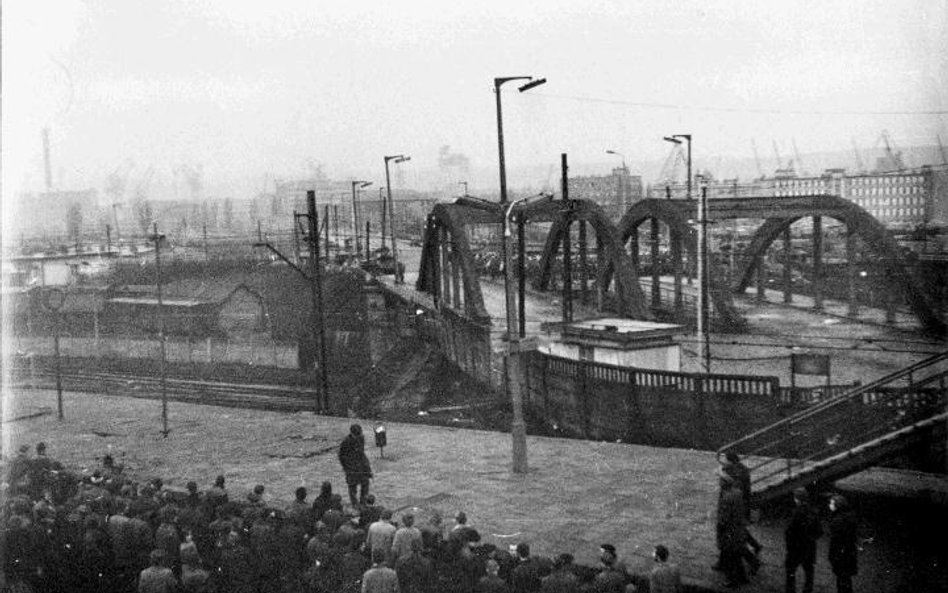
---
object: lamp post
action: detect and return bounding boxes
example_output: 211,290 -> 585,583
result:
662,135 -> 692,200
384,155 -> 410,282
350,181 -> 372,259
494,74 -> 546,473
665,133 -> 708,374
495,76 -> 546,205
149,223 -> 170,437
458,181 -> 468,197
605,149 -> 627,169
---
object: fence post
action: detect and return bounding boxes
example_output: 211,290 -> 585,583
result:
580,360 -> 591,438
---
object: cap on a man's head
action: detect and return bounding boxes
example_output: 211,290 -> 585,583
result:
600,544 -> 617,556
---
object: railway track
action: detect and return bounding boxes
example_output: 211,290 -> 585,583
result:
9,367 -> 320,413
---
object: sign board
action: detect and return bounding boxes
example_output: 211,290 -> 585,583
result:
791,353 -> 830,376
506,336 -> 539,355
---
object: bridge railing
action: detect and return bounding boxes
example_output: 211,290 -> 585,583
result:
526,353 -> 781,449
717,350 -> 948,493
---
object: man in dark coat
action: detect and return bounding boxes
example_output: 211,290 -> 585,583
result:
827,494 -> 857,593
338,424 -> 373,508
785,487 -> 823,593
717,476 -> 749,589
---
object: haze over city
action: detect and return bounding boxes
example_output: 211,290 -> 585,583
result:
4,0 -> 947,203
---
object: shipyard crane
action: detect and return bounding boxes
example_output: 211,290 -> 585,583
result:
105,160 -> 134,242
792,139 -> 806,177
874,130 -> 905,172
751,139 -> 765,179
850,137 -> 866,174
659,144 -> 687,185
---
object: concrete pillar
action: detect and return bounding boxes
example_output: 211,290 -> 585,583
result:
578,220 -> 588,305
783,227 -> 793,304
755,255 -> 766,304
812,216 -> 823,312
650,218 -> 660,308
846,228 -> 858,317
671,228 -> 683,314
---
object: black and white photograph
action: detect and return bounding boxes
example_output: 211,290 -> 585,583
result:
2,1 -> 946,591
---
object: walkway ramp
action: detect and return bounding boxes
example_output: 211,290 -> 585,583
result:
718,350 -> 948,507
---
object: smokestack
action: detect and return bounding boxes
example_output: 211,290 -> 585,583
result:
43,128 -> 53,191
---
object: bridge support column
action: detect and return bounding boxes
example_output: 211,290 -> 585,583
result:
782,227 -> 792,304
518,216 -> 526,337
671,228 -> 683,314
755,255 -> 766,304
812,216 -> 824,312
579,220 -> 588,305
650,218 -> 660,309
847,228 -> 858,317
562,216 -> 573,323
596,235 -> 605,312
440,228 -> 452,309
451,248 -> 462,311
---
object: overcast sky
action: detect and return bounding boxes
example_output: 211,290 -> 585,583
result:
4,0 -> 947,197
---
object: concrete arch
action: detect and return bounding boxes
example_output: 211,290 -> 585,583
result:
534,199 -> 649,318
609,199 -> 744,329
415,203 -> 490,323
733,202 -> 946,335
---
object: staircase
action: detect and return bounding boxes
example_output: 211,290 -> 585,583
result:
718,350 -> 948,507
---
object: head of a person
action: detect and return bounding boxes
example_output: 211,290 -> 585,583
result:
516,542 -> 530,560
381,509 -> 393,522
829,494 -> 847,512
295,487 -> 307,502
455,511 -> 467,525
350,424 -> 363,437
402,513 -> 414,528
485,559 -> 500,576
793,487 -> 809,505
36,442 -> 47,456
150,549 -> 167,568
725,452 -> 740,465
653,545 -> 669,563
214,475 -> 226,488
320,481 -> 332,497
364,494 -> 376,506
253,484 -> 265,496
186,481 -> 198,494
554,553 -> 574,571
371,547 -> 386,565
600,544 -> 617,566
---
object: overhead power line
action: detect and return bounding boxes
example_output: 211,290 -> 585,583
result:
527,92 -> 948,117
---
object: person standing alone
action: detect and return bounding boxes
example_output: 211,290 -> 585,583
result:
827,494 -> 857,593
339,423 -> 373,508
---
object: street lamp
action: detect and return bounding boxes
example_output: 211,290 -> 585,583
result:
351,180 -> 372,258
458,181 -> 468,197
495,76 -> 546,204
662,135 -> 692,200
384,155 -> 410,282
605,149 -> 627,169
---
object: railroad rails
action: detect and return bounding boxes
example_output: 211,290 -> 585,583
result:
9,367 -> 318,413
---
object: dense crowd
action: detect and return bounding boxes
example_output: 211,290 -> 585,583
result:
1,440 -> 684,593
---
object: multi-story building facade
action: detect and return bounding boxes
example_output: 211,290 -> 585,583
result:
774,166 -> 941,229
568,166 -> 643,218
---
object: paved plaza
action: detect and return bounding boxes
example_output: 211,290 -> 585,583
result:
8,388 -> 944,591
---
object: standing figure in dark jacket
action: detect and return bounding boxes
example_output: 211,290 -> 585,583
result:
338,424 -> 373,508
827,494 -> 857,593
784,488 -> 823,593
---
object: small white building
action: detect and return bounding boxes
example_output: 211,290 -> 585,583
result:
542,317 -> 683,372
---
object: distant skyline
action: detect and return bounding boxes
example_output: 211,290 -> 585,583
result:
4,0 -> 947,202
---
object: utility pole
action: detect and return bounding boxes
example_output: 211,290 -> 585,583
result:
151,223 -> 170,437
106,224 -> 112,255
292,210 -> 302,265
306,191 -> 330,413
697,186 -> 710,373
203,224 -> 209,264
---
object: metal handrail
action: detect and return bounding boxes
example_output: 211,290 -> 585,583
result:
718,349 -> 948,458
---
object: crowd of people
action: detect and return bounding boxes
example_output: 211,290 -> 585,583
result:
1,427 -> 683,593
